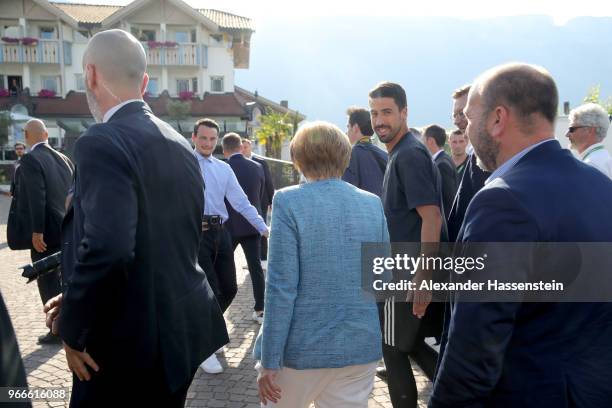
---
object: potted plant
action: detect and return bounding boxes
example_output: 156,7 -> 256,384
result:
0,89 -> 9,97
178,90 -> 194,101
1,36 -> 20,44
164,41 -> 178,48
38,89 -> 56,98
21,37 -> 39,46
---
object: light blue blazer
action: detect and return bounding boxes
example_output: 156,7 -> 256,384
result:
253,178 -> 389,370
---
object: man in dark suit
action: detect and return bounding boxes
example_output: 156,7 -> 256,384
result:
241,137 -> 274,260
45,29 -> 228,407
7,119 -> 73,344
224,133 -> 266,323
422,124 -> 457,219
430,63 -> 612,407
342,106 -> 388,197
446,85 -> 491,242
8,142 -> 26,196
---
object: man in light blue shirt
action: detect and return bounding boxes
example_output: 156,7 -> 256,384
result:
192,118 -> 268,374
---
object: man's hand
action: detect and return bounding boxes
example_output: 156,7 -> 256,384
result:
32,232 -> 47,253
257,368 -> 281,405
43,294 -> 63,335
63,342 -> 99,381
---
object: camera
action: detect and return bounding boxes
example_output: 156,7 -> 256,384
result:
20,251 -> 61,283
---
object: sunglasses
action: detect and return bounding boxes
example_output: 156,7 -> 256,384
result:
568,126 -> 588,133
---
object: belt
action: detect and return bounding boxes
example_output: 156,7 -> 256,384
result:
202,215 -> 224,232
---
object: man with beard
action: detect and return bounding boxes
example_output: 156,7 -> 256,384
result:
446,85 -> 491,242
429,63 -> 612,407
370,82 -> 444,408
43,29 -> 228,406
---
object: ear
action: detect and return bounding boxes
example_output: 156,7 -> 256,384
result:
85,64 -> 96,90
140,72 -> 149,96
401,106 -> 408,122
489,105 -> 509,141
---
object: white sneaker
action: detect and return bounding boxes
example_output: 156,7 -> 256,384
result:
252,311 -> 264,324
200,354 -> 223,374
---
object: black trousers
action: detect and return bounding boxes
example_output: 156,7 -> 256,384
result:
260,209 -> 269,260
197,228 -> 237,313
69,362 -> 189,407
382,341 -> 437,408
31,247 -> 61,306
232,235 -> 265,312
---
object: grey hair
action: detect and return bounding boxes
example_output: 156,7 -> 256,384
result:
569,103 -> 610,141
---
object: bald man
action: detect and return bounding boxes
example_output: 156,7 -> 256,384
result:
47,29 -> 227,407
430,63 -> 612,407
7,119 -> 73,344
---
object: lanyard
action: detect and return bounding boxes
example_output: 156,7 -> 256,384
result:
583,145 -> 605,161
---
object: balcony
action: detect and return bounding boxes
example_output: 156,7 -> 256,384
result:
0,40 -> 71,65
142,42 -> 205,66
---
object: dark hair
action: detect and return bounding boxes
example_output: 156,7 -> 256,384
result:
193,118 -> 220,135
368,82 -> 407,111
452,84 -> 471,99
222,132 -> 242,152
14,142 -> 26,149
449,129 -> 466,138
423,124 -> 447,148
346,106 -> 374,136
481,64 -> 558,125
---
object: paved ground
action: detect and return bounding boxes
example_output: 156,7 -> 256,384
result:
0,193 -> 432,407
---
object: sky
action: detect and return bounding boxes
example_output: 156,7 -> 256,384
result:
58,0 -> 612,24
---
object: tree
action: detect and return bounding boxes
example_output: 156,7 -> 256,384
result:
255,111 -> 294,159
584,85 -> 612,115
166,100 -> 192,134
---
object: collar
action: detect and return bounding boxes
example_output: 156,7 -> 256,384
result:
103,99 -> 144,123
194,149 -> 214,162
432,150 -> 443,161
486,138 -> 555,184
356,136 -> 371,145
229,152 -> 243,159
30,141 -> 48,151
580,142 -> 606,160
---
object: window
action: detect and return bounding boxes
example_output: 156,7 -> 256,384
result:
192,78 -> 198,93
211,76 -> 224,93
176,79 -> 189,93
141,29 -> 156,41
75,74 -> 85,91
147,78 -> 159,95
39,27 -> 56,40
175,31 -> 189,43
191,29 -> 197,42
41,76 -> 58,93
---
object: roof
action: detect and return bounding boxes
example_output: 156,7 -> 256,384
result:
0,91 -> 247,118
50,1 -> 253,31
234,86 -> 305,120
50,2 -> 121,25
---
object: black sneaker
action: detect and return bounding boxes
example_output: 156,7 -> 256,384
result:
376,366 -> 388,381
37,331 -> 61,345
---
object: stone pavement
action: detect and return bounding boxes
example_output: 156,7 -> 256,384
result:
0,193 -> 432,407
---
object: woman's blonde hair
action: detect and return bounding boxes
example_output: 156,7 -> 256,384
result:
290,121 -> 352,180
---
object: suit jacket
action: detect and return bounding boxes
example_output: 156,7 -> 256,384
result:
446,152 -> 490,242
253,179 -> 386,369
58,101 -> 228,394
226,154 -> 265,238
342,141 -> 388,197
433,151 -> 458,220
0,293 -> 30,408
430,140 -> 612,408
251,154 -> 275,215
7,143 -> 73,250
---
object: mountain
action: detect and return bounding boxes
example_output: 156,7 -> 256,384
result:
235,15 -> 612,129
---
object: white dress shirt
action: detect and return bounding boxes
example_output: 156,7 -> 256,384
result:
103,99 -> 143,123
580,142 -> 612,180
194,151 -> 268,235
